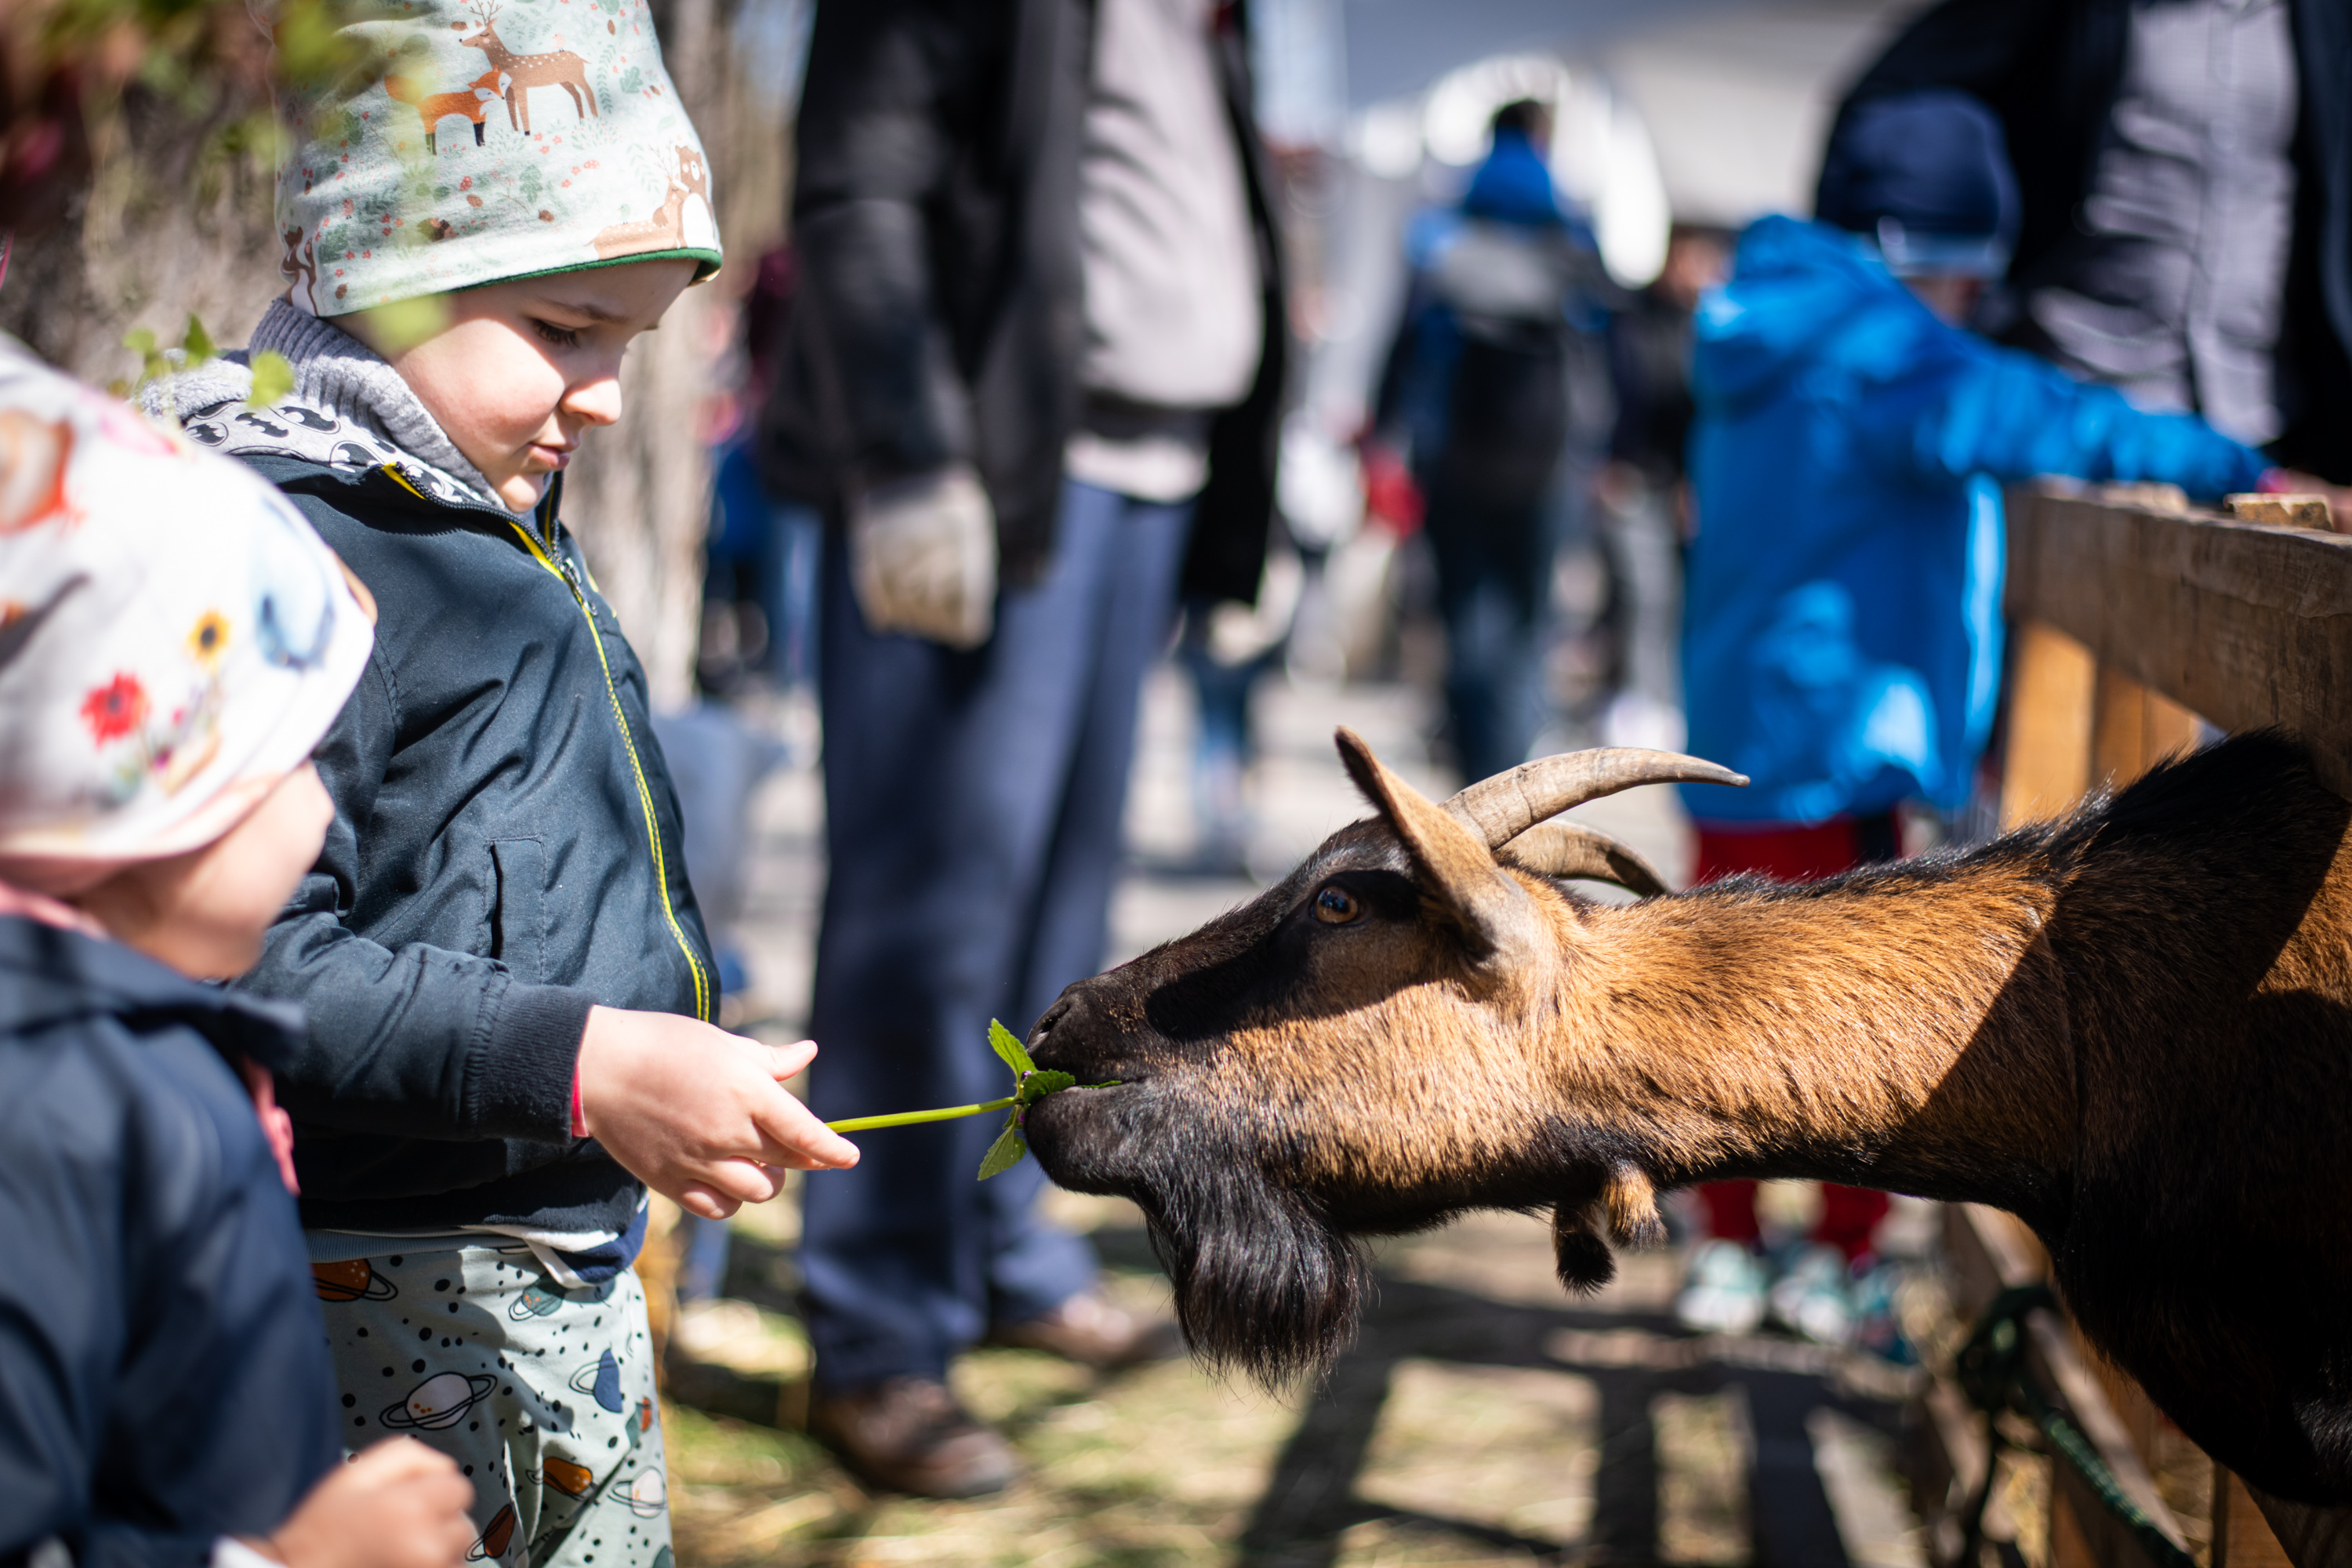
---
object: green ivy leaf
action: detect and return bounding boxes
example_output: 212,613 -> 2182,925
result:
978,1113 -> 1026,1180
248,350 -> 295,410
122,328 -> 157,358
180,314 -> 216,366
988,1018 -> 1035,1079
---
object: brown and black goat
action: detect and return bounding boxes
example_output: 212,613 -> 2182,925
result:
1024,728 -> 2352,1508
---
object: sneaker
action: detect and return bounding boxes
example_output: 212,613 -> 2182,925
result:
1848,1257 -> 1917,1364
1769,1243 -> 1858,1345
1676,1240 -> 1769,1334
808,1377 -> 1021,1498
983,1290 -> 1182,1370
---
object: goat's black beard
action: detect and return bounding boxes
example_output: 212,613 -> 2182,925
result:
1137,1142 -> 1369,1390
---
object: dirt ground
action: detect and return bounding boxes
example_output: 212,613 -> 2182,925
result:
662,1189 -> 1930,1568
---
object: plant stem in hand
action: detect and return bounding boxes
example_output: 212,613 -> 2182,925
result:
826,1096 -> 1016,1134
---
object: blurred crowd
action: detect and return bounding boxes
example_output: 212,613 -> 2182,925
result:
5,0 -> 2351,1559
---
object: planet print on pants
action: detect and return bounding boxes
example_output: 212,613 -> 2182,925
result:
568,1348 -> 625,1414
620,1468 -> 668,1518
507,1282 -> 568,1320
312,1259 -> 397,1302
466,1502 -> 516,1561
380,1370 -> 498,1431
543,1455 -> 594,1499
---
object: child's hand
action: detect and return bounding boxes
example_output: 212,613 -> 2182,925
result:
258,1436 -> 475,1568
576,1007 -> 860,1219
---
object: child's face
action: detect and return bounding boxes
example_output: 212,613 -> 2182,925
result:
352,259 -> 696,512
72,763 -> 335,980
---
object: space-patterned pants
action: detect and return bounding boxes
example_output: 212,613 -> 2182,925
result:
310,1246 -> 670,1568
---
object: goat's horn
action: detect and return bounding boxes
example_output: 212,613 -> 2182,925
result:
1496,822 -> 1670,898
1445,749 -> 1748,849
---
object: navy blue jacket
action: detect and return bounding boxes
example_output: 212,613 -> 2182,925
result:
226,452 -> 716,1239
0,917 -> 339,1566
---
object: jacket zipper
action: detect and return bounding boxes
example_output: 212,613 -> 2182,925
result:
379,464 -> 713,1022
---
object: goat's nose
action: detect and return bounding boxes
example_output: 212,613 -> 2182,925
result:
1026,990 -> 1086,1068
1029,993 -> 1075,1048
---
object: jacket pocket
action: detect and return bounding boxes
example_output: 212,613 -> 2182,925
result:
488,838 -> 547,985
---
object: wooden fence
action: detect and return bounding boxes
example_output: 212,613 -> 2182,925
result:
1906,485 -> 2352,1568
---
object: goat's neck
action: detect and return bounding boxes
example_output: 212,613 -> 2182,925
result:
1555,858 -> 2076,1220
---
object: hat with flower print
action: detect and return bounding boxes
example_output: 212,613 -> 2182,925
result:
274,0 -> 721,318
0,343 -> 375,895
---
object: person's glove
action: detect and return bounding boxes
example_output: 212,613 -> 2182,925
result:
848,463 -> 997,648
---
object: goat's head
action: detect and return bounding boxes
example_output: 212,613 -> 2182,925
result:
1025,729 -> 1742,1385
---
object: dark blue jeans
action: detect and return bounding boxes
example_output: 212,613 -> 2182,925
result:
1425,485 -> 1557,786
799,478 -> 1192,1391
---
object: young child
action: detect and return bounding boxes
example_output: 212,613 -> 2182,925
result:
0,347 -> 475,1568
151,5 -> 858,1561
1674,91 -> 2272,1347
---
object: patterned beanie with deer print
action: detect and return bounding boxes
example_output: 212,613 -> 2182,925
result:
273,0 -> 720,318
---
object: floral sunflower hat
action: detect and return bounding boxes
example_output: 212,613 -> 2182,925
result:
0,342 -> 375,894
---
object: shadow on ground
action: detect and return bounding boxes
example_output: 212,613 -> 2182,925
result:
664,1205 -> 1922,1568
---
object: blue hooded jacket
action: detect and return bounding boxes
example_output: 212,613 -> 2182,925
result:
1678,216 -> 2267,826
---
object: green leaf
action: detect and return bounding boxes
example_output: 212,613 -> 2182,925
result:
247,350 -> 294,410
122,328 -> 158,358
977,1113 -> 1027,1179
988,1018 -> 1035,1079
1017,1069 -> 1076,1106
180,314 -> 216,365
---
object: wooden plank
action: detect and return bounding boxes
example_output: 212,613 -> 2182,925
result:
2219,1468 -> 2296,1568
2092,670 -> 2201,792
1935,1207 -> 2185,1568
2026,1309 -> 2189,1559
2004,488 -> 2352,800
2243,1483 -> 2352,1568
2002,620 -> 2098,826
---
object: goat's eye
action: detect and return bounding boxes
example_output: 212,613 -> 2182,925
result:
1313,886 -> 1361,925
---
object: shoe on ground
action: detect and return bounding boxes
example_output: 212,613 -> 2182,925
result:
1676,1240 -> 1769,1335
807,1377 -> 1020,1498
984,1289 -> 1182,1370
1770,1243 -> 1859,1345
1848,1256 -> 1917,1364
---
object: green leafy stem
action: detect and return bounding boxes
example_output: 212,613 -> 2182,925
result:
824,1019 -> 1110,1180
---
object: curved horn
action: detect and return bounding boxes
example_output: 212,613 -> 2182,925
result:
1496,822 -> 1670,898
1445,749 -> 1748,849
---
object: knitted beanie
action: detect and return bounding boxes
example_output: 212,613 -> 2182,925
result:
274,0 -> 721,317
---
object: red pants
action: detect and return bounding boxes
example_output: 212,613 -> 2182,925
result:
1689,815 -> 1896,1262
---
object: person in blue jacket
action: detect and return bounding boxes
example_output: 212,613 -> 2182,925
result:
1371,98 -> 1617,784
0,348 -> 475,1568
1672,91 -> 2274,1347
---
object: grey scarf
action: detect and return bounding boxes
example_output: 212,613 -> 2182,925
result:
153,298 -> 505,510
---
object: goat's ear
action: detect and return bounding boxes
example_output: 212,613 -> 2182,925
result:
1336,728 -> 1538,970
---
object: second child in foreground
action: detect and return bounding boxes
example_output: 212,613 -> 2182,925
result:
0,347 -> 474,1568
154,3 -> 858,1561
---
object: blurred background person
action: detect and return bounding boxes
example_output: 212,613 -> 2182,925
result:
760,0 -> 1287,1498
1595,223 -> 1730,752
1835,0 -> 2352,494
1673,91 -> 2271,1350
1366,98 -> 1616,786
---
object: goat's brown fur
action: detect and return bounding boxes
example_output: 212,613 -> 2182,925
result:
1025,729 -> 2352,1504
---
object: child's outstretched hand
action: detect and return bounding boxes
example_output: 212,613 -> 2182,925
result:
256,1436 -> 475,1568
576,1007 -> 859,1219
